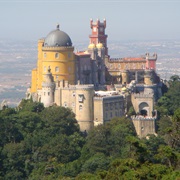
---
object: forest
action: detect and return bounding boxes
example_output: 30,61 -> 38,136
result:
0,75 -> 179,180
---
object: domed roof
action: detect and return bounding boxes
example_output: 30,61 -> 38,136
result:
96,43 -> 103,49
121,87 -> 127,91
44,24 -> 72,47
88,43 -> 96,49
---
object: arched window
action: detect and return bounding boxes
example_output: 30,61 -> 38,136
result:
55,53 -> 59,59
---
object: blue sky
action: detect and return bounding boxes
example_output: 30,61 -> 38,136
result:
0,0 -> 180,42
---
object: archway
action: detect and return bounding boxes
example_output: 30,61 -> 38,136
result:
139,102 -> 149,116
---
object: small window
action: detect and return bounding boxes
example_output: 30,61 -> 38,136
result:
48,92 -> 50,96
78,94 -> 84,103
44,53 -> 47,58
55,53 -> 59,59
55,66 -> 59,72
56,75 -> 59,80
68,52 -> 71,58
44,66 -> 46,72
79,105 -> 83,111
72,92 -> 76,97
110,112 -> 113,117
64,102 -> 67,107
44,92 -> 46,96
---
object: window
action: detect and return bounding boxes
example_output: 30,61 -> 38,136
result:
115,103 -> 118,109
133,63 -> 136,69
72,92 -> 76,97
125,64 -> 129,69
55,66 -> 59,72
48,92 -> 50,96
142,64 -> 145,69
110,103 -> 113,110
79,105 -> 83,111
55,53 -> 59,59
78,94 -> 84,103
64,102 -> 67,107
68,52 -> 71,58
44,53 -> 47,58
44,66 -> 46,72
56,75 -> 59,80
105,103 -> 108,111
118,64 -> 121,69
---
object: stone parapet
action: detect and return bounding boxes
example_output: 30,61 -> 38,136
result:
131,115 -> 156,121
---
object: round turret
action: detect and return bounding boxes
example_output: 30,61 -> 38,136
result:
96,43 -> 103,49
41,67 -> 55,107
88,43 -> 96,49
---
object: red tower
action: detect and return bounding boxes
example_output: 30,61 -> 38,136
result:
89,19 -> 108,55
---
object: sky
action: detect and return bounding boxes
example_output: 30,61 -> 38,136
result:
0,0 -> 180,43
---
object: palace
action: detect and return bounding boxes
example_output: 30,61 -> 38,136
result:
28,19 -> 162,137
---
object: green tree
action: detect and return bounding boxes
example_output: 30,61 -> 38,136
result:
81,153 -> 110,173
18,99 -> 44,113
156,75 -> 180,116
2,142 -> 28,179
40,106 -> 79,136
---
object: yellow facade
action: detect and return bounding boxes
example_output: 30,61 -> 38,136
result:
31,40 -> 75,93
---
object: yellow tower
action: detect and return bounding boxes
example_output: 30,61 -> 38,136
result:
31,24 -> 75,93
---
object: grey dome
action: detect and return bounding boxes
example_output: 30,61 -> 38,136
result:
44,26 -> 72,47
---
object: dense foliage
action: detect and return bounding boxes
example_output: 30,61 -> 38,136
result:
0,75 -> 179,179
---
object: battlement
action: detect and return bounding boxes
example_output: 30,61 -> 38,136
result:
90,18 -> 106,28
109,57 -> 145,62
109,53 -> 157,62
145,53 -> 157,60
132,92 -> 154,98
131,115 -> 156,121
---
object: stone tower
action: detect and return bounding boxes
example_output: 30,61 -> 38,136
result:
75,84 -> 94,132
41,67 -> 55,107
89,19 -> 108,55
121,70 -> 129,85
